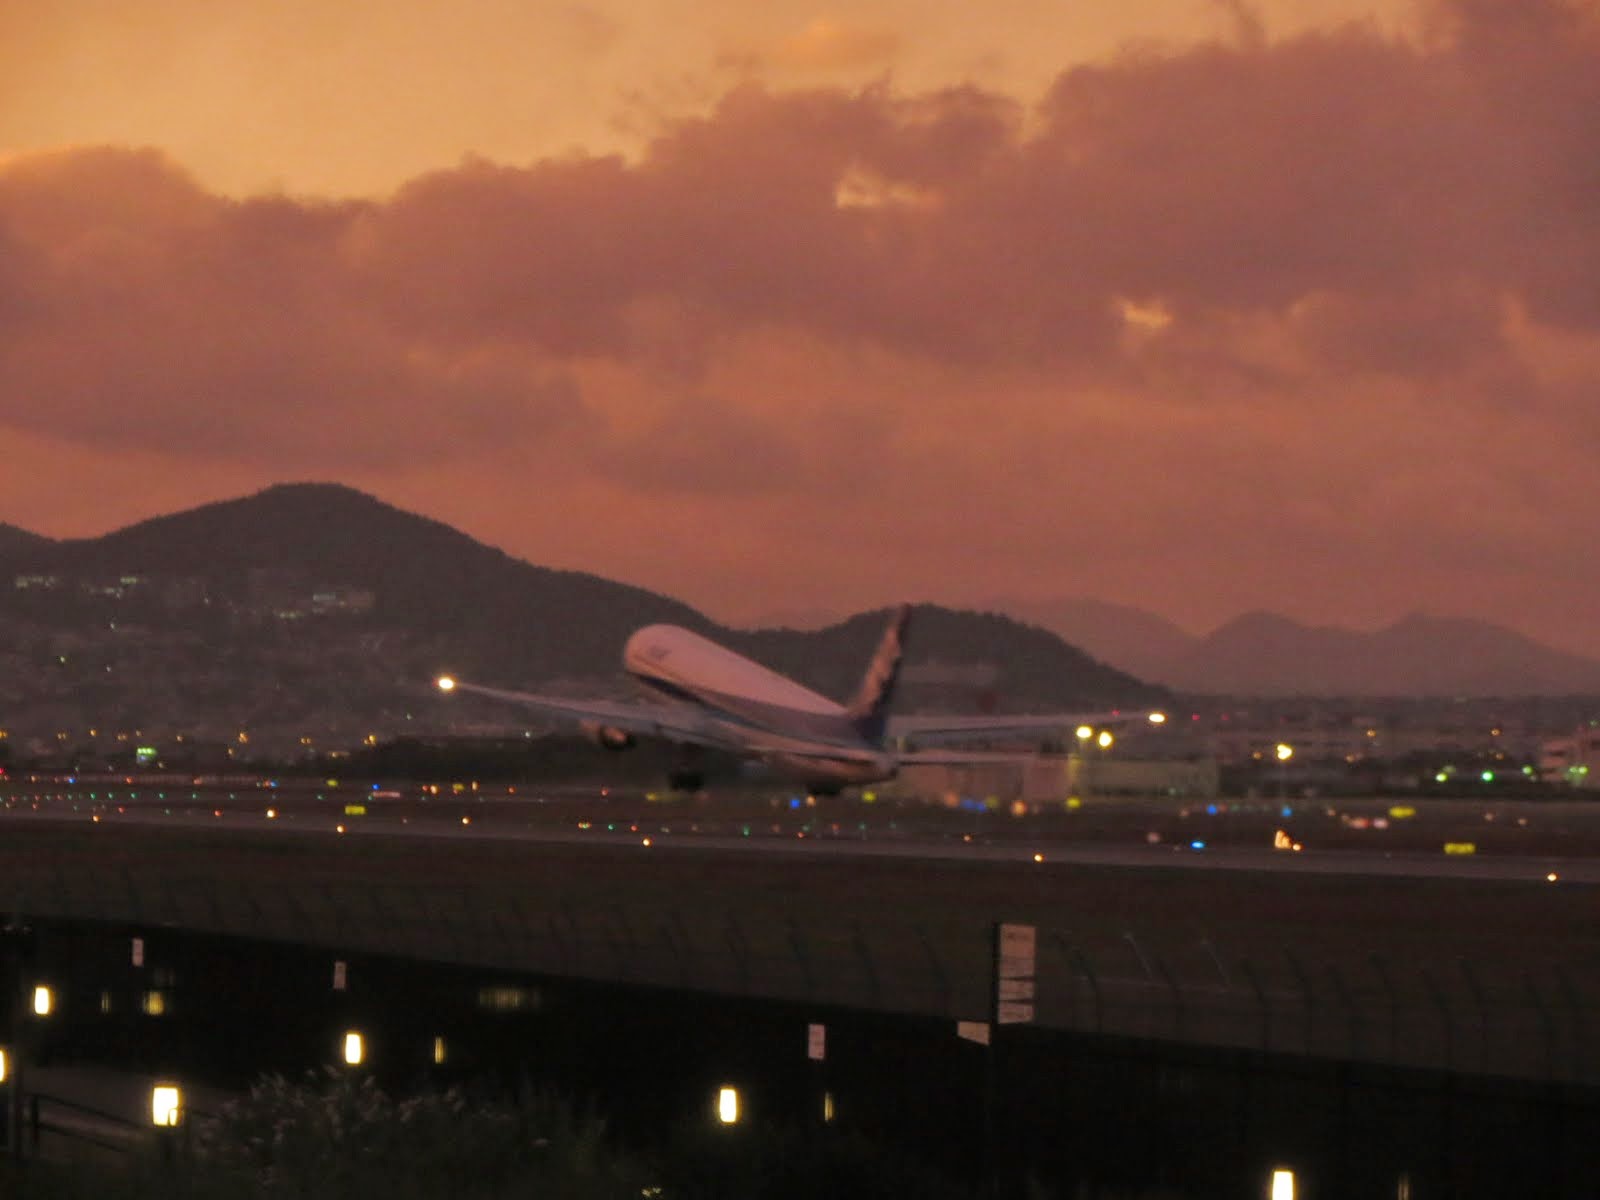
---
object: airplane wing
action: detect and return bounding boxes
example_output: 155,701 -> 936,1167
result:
436,678 -> 889,762
437,679 -> 729,747
887,710 -> 1165,744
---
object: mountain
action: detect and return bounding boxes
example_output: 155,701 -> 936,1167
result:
729,606 -> 1163,711
0,522 -> 50,558
1161,611 -> 1600,696
990,596 -> 1198,681
8,482 -> 709,682
0,484 -> 1163,744
987,594 -> 1600,696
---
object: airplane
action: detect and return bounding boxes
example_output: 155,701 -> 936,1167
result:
434,604 -> 1165,793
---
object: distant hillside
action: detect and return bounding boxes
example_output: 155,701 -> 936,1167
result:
0,522 -> 50,558
992,596 -> 1198,682
1161,611 -> 1600,696
6,483 -> 709,682
730,606 -> 1164,711
0,485 -> 1163,727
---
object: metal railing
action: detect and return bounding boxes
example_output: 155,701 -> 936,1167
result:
9,857 -> 1597,1088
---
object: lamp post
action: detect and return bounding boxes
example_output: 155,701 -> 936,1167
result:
1275,743 -> 1294,801
1074,726 -> 1093,798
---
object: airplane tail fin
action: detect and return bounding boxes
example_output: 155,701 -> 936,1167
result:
848,604 -> 911,744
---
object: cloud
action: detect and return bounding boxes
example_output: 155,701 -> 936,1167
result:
722,18 -> 903,76
4,0 -> 1600,651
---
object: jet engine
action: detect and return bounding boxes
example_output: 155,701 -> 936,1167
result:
580,722 -> 635,751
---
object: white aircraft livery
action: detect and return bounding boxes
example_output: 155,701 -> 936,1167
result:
436,605 -> 1163,792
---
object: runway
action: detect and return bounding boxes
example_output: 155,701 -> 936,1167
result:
1,774 -> 1592,885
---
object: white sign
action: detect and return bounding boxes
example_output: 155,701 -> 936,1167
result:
997,1002 -> 1035,1025
996,922 -> 1037,1024
998,923 -> 1036,979
998,978 -> 1035,1003
131,937 -> 144,967
807,1023 -> 826,1062
956,1020 -> 991,1045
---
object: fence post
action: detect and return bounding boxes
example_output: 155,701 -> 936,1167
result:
1285,949 -> 1315,1055
786,916 -> 813,999
725,915 -> 751,991
1072,946 -> 1103,1035
916,925 -> 952,1013
1458,957 -> 1489,1076
1555,967 -> 1586,1085
1199,937 -> 1232,989
850,919 -> 880,1005
1239,958 -> 1270,1053
1326,963 -> 1362,1060
1370,953 -> 1399,1061
1420,965 -> 1453,1073
1525,973 -> 1557,1082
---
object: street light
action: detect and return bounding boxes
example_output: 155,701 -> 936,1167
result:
1275,744 -> 1294,801
716,1086 -> 740,1125
151,1084 -> 182,1127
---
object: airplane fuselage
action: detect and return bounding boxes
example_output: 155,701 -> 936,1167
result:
622,625 -> 898,787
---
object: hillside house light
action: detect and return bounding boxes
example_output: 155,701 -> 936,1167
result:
151,1084 -> 182,1127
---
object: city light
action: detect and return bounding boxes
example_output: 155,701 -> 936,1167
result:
1275,743 -> 1294,762
1270,1167 -> 1296,1200
1096,730 -> 1114,749
436,676 -> 456,692
343,1031 -> 365,1066
151,1084 -> 182,1127
717,1086 -> 740,1124
33,985 -> 53,1017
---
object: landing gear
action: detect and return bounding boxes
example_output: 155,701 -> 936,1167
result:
667,746 -> 706,793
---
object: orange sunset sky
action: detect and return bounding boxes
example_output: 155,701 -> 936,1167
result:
2,0 -> 1599,655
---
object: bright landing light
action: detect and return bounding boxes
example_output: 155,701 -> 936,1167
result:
436,676 -> 456,692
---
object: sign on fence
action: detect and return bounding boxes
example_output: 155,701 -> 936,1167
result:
995,923 -> 1036,1025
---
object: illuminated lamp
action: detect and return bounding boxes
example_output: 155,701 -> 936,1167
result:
343,1031 -> 365,1066
1270,1167 -> 1296,1200
151,1084 -> 182,1127
716,1086 -> 740,1125
32,986 -> 52,1017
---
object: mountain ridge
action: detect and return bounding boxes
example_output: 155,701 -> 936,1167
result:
0,484 -> 1163,726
